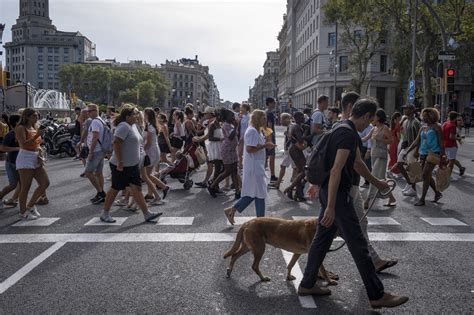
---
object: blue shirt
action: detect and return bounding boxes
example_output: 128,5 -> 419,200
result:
2,131 -> 19,163
419,126 -> 441,155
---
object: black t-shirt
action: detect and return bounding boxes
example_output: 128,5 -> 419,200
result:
324,120 -> 358,192
74,119 -> 81,136
2,131 -> 19,163
266,110 -> 276,142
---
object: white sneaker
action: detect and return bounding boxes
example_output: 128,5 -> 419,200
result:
403,187 -> 417,197
402,185 -> 410,192
28,206 -> 41,217
19,213 -> 38,220
114,199 -> 128,207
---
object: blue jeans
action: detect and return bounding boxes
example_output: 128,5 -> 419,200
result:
233,196 -> 265,217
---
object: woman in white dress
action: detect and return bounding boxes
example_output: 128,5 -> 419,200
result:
224,110 -> 276,224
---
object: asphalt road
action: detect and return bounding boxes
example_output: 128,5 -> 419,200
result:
0,126 -> 473,314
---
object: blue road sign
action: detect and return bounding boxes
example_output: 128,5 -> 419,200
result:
408,80 -> 415,95
408,95 -> 415,103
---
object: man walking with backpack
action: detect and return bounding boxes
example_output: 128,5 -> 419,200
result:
299,98 -> 408,309
85,104 -> 107,204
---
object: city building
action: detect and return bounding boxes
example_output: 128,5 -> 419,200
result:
249,51 -> 279,108
277,0 -> 398,112
208,74 -> 220,107
4,0 -> 97,90
161,56 -> 211,110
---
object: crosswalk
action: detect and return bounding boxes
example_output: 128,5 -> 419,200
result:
7,214 -> 469,228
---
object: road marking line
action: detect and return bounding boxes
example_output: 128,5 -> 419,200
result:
84,217 -> 128,226
11,218 -> 60,227
281,249 -> 317,309
293,216 -> 402,226
156,217 -> 194,225
0,242 -> 65,294
0,232 -> 473,243
368,217 -> 400,225
292,216 -> 315,221
226,216 -> 255,226
420,217 -> 468,226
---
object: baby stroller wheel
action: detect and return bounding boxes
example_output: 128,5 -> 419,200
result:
183,180 -> 193,190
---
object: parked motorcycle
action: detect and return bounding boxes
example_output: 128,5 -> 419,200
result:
39,119 -> 76,157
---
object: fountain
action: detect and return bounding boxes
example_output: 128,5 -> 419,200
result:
32,89 -> 73,121
33,89 -> 71,110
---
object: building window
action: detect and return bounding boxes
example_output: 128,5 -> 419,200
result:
54,64 -> 59,71
38,55 -> 43,62
380,55 -> 387,72
48,82 -> 54,89
38,47 -> 44,53
38,64 -> 44,71
328,32 -> 336,47
48,64 -> 53,71
38,73 -> 44,79
48,47 -> 53,53
64,56 -> 69,62
38,82 -> 43,89
64,48 -> 69,54
48,55 -> 53,62
354,30 -> 362,42
54,47 -> 59,54
339,56 -> 348,72
48,73 -> 53,79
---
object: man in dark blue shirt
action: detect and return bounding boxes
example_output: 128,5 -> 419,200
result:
0,114 -> 21,208
265,97 -> 277,182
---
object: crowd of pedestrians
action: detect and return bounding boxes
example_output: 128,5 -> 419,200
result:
0,93 -> 471,309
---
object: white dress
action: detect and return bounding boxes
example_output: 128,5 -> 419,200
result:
206,126 -> 224,161
241,126 -> 268,199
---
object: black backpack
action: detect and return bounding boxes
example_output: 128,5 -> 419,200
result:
305,123 -> 353,186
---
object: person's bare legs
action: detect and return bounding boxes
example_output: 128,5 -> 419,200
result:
26,167 -> 50,208
17,169 -> 35,214
85,171 -> 101,193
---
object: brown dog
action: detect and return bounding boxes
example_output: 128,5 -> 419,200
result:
223,217 -> 336,284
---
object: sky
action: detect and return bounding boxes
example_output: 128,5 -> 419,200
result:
0,0 -> 287,102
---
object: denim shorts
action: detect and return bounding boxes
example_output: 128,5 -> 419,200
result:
85,150 -> 105,173
5,161 -> 19,186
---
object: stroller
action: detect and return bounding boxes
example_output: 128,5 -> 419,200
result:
159,143 -> 206,190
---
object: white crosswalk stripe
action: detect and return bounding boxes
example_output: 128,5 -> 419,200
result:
155,217 -> 194,225
368,217 -> 401,225
420,217 -> 468,226
84,217 -> 128,226
12,218 -> 60,227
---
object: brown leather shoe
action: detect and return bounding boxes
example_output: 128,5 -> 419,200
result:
297,285 -> 331,296
370,293 -> 409,309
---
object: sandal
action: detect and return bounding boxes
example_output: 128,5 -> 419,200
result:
283,187 -> 294,200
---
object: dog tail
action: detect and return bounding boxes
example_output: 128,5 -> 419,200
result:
223,226 -> 244,259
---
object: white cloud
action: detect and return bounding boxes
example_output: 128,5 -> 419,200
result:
1,0 -> 286,102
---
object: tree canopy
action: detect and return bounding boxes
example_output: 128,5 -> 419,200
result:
58,64 -> 170,107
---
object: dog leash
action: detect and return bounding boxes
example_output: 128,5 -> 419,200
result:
328,180 -> 397,252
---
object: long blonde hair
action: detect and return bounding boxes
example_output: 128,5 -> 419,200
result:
250,109 -> 266,130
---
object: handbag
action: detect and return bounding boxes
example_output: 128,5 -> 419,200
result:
435,166 -> 451,192
37,146 -> 47,167
194,146 -> 207,165
407,161 -> 423,183
426,152 -> 440,165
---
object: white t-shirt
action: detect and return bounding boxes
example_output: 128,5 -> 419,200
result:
311,110 -> 328,145
87,118 -> 105,153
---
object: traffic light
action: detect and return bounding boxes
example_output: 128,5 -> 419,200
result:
445,68 -> 455,93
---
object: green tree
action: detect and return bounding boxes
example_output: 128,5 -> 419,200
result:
324,0 -> 389,94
